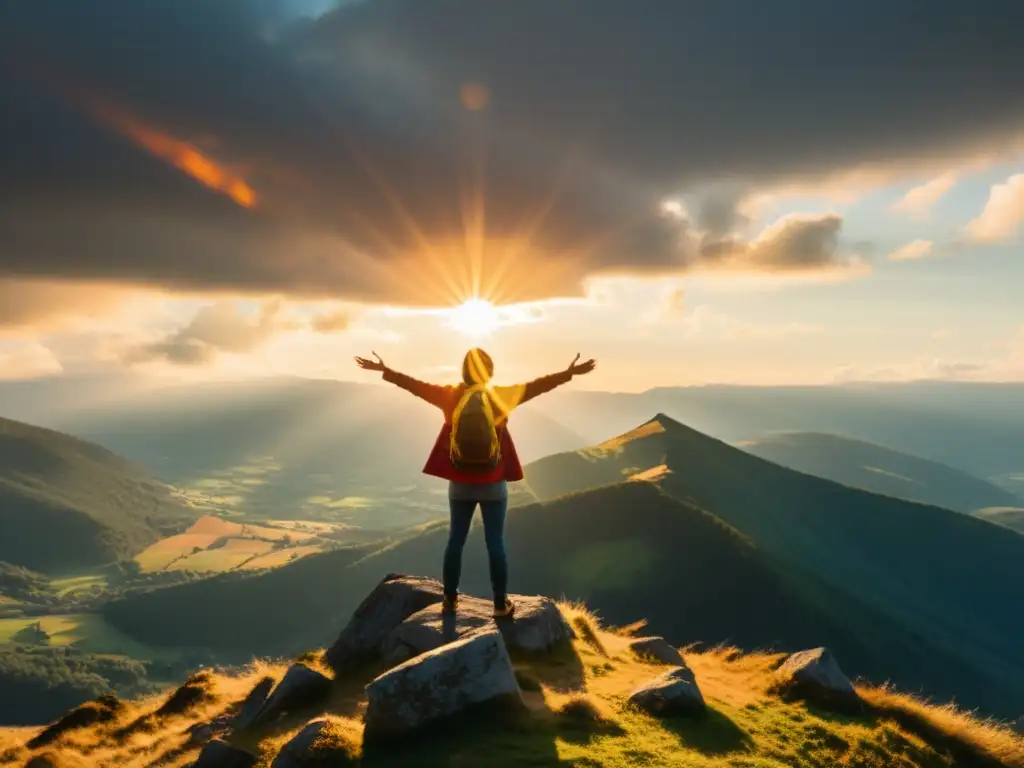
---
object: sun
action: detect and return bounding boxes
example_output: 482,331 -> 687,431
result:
446,298 -> 501,339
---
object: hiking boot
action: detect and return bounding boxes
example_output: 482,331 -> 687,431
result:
493,597 -> 515,618
442,594 -> 459,614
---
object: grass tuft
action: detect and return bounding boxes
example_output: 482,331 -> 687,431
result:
570,615 -> 607,657
556,694 -> 605,724
859,684 -> 1024,767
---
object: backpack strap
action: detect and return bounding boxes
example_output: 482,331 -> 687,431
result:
452,383 -> 494,424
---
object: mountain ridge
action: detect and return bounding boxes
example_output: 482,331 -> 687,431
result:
523,412 -> 1024,718
736,430 -> 1022,512
0,416 -> 195,574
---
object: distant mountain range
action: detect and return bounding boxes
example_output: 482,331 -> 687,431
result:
972,507 -> 1024,535
100,414 -> 1024,719
10,377 -> 576,526
735,431 -> 1022,513
0,417 -> 195,574
531,381 -> 1024,487
4,375 -> 1024,513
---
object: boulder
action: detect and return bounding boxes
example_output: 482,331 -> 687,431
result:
230,676 -> 275,730
186,722 -> 215,746
325,574 -> 444,673
381,594 -> 575,665
363,629 -> 522,742
775,647 -> 859,709
628,637 -> 684,666
191,739 -> 256,768
628,666 -> 706,716
246,664 -> 332,730
271,719 -> 358,767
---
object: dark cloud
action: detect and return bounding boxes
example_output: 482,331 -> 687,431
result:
2,0 -> 1023,302
124,301 -> 289,366
701,214 -> 847,271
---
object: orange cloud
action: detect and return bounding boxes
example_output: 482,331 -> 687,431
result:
888,239 -> 933,261
890,172 -> 957,218
71,88 -> 257,209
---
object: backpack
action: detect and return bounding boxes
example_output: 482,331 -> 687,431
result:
450,385 -> 502,471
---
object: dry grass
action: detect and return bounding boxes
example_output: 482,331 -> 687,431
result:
3,607 -> 1023,768
567,611 -> 608,657
859,684 -> 1024,767
0,662 -> 286,768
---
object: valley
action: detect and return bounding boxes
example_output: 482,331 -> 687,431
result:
2,378 -> 1024,731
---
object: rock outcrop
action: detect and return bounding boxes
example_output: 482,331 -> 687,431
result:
230,676 -> 275,731
191,739 -> 256,768
775,647 -> 859,710
245,664 -> 332,730
628,636 -> 684,666
774,647 -> 864,712
381,593 -> 575,665
325,574 -> 444,673
363,628 -> 522,742
271,719 -> 358,767
628,666 -> 706,716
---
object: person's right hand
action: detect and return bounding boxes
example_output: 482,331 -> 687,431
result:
354,352 -> 387,372
567,353 -> 597,376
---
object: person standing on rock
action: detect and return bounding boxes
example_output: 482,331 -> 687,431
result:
355,347 -> 596,617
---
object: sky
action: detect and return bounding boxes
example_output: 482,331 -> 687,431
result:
2,0 -> 1024,392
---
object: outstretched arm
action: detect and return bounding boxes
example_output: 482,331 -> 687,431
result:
354,352 -> 452,410
493,354 -> 596,414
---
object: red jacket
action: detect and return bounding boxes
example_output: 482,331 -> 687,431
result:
382,368 -> 573,483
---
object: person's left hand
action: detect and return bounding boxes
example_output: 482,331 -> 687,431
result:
567,353 -> 597,376
354,351 -> 387,372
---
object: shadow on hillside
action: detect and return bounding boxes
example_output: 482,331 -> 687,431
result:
361,699 -> 566,767
659,706 -> 753,756
511,643 -> 587,694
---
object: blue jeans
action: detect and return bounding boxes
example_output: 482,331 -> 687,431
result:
443,497 -> 508,608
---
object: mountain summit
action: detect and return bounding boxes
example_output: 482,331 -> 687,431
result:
4,575 -> 1022,768
523,415 -> 1024,719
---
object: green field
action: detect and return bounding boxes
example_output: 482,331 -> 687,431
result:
50,574 -> 108,597
134,514 -> 326,573
171,455 -> 449,527
0,613 -> 179,661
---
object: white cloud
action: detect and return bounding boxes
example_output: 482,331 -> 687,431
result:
0,341 -> 63,380
888,239 -> 934,261
890,172 -> 957,218
123,300 -> 296,366
965,173 -> 1024,242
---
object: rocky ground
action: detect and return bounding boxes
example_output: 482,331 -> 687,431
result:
2,573 -> 1023,767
